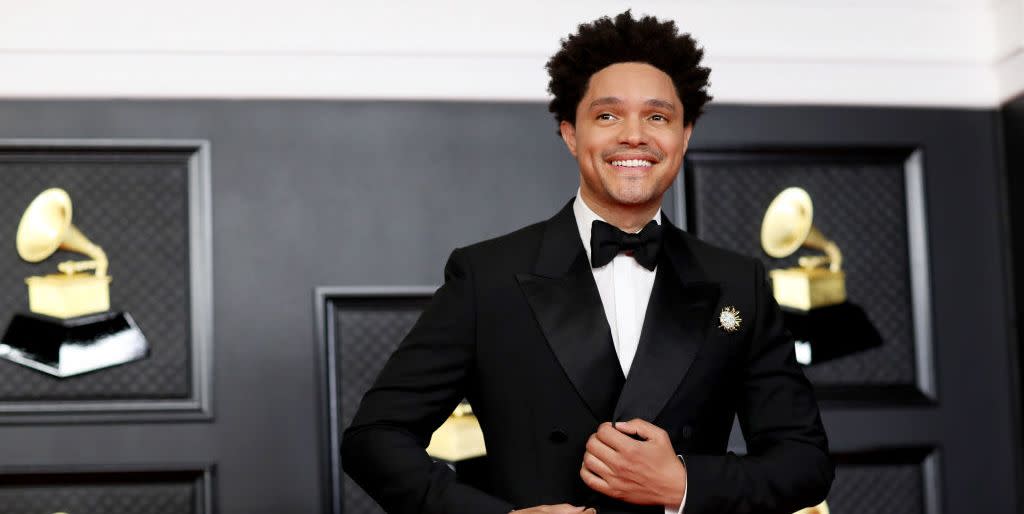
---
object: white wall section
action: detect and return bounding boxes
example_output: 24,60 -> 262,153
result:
0,0 -> 1021,106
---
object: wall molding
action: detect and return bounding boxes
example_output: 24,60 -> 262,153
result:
0,0 -> 1021,106
0,139 -> 214,424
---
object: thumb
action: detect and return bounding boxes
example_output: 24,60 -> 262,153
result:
615,418 -> 657,441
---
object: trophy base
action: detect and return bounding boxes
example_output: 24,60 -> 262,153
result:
0,311 -> 148,378
25,273 -> 112,319
427,412 -> 487,463
770,267 -> 847,311
783,302 -> 882,366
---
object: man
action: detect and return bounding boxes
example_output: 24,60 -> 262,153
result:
342,11 -> 833,514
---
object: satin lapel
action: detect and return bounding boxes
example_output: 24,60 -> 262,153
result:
516,200 -> 624,422
613,218 -> 721,422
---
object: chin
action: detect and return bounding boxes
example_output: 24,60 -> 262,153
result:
606,182 -> 662,206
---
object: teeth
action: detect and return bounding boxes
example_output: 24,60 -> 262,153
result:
611,159 -> 653,168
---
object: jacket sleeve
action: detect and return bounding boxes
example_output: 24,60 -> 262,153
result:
341,249 -> 514,514
682,260 -> 835,514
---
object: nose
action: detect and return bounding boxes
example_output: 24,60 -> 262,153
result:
618,115 -> 648,147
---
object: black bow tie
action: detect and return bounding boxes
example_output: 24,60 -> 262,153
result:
590,219 -> 662,271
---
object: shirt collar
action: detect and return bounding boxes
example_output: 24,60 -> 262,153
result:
573,188 -> 662,264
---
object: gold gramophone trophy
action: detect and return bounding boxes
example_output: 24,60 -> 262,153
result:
760,187 -> 846,311
760,187 -> 881,365
794,501 -> 830,514
426,400 -> 487,463
0,188 -> 148,377
425,399 -> 489,488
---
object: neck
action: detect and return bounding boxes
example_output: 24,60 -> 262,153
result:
580,189 -> 661,233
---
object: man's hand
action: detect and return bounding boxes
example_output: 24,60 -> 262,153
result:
511,505 -> 595,514
579,419 -> 687,508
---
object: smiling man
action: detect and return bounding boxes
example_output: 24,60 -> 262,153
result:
342,11 -> 834,514
562,61 -> 689,233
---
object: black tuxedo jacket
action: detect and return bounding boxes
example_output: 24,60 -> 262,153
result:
342,200 -> 833,514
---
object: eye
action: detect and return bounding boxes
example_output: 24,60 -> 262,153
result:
596,112 -> 616,121
650,113 -> 668,122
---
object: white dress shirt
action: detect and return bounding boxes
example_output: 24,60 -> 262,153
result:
572,192 -> 687,514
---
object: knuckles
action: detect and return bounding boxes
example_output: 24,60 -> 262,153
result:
620,443 -> 638,458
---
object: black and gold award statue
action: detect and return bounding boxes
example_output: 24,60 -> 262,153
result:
761,187 -> 882,365
0,188 -> 148,377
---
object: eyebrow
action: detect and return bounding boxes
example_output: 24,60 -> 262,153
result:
588,96 -> 677,112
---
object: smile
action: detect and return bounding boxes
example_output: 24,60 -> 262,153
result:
609,159 -> 654,168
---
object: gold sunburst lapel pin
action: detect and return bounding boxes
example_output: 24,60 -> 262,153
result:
718,306 -> 742,333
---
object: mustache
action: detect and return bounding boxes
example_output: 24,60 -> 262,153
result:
600,147 -> 665,161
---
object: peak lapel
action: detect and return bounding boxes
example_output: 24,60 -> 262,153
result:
613,218 -> 721,422
516,200 -> 624,422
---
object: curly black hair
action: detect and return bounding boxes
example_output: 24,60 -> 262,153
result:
546,10 -> 712,130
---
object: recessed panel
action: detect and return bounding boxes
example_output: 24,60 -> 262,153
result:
825,448 -> 938,514
0,141 -> 212,420
323,290 -> 432,514
0,469 -> 210,514
685,149 -> 932,404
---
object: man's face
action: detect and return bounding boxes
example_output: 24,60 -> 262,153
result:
560,62 -> 693,212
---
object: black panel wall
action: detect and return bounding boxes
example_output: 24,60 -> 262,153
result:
0,101 -> 1016,514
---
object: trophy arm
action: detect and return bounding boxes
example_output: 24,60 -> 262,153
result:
59,224 -> 109,276
823,241 -> 843,272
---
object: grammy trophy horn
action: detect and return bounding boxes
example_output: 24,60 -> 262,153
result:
16,187 -> 108,277
760,187 -> 842,272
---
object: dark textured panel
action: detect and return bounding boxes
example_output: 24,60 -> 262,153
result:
824,449 -> 933,514
686,151 -> 918,387
828,461 -> 923,513
0,470 -> 201,514
0,149 -> 192,399
334,297 -> 430,514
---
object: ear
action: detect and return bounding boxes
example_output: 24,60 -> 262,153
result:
559,120 -> 578,157
680,123 -> 695,155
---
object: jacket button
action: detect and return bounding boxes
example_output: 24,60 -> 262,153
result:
681,425 -> 693,439
549,428 -> 568,443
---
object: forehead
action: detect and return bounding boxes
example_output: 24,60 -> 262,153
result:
582,62 -> 680,105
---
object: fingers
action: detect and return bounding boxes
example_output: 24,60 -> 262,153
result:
549,503 -> 595,514
614,418 -> 666,443
582,448 -> 615,478
580,462 -> 611,494
586,429 -> 621,465
596,421 -> 640,451
513,504 -> 595,514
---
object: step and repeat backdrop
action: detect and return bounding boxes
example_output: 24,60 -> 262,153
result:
0,101 -> 1013,514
